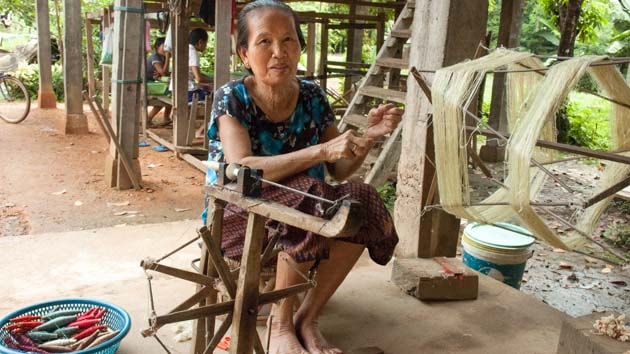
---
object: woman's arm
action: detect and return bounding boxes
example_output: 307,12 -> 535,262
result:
217,104 -> 401,183
324,103 -> 403,181
218,115 -> 371,182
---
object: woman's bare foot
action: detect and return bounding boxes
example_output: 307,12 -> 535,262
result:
296,319 -> 343,354
267,322 -> 310,354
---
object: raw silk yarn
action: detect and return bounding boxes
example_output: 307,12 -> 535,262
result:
431,48 -> 629,250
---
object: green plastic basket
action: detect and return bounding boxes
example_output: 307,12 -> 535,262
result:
147,82 -> 168,96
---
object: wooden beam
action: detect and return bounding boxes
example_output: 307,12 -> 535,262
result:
483,0 -> 524,160
297,11 -> 381,22
102,8 -> 111,113
191,199 -> 224,354
320,20 -> 329,91
466,127 -> 630,165
285,0 -> 404,9
345,3 -> 367,93
140,261 -> 215,287
214,0 -> 232,89
85,14 -> 96,98
582,174 -> 630,209
62,0 -> 88,134
108,0 -> 143,189
395,0 -> 488,258
230,212 -> 265,354
35,0 -> 56,108
173,7 -> 189,148
306,23 -> 316,76
204,184 -> 362,238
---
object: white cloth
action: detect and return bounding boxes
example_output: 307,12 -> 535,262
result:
164,27 -> 172,52
188,44 -> 200,92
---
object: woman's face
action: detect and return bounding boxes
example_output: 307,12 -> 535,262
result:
239,8 -> 301,87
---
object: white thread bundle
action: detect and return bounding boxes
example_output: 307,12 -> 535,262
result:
431,48 -> 629,250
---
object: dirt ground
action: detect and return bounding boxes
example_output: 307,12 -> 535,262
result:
1,106 -> 628,319
0,106 -> 205,236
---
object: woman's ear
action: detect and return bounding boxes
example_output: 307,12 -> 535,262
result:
237,46 -> 249,68
236,46 -> 247,63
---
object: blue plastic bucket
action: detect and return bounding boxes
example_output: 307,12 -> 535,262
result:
462,222 -> 535,289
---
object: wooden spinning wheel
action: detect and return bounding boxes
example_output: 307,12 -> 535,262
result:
140,164 -> 361,354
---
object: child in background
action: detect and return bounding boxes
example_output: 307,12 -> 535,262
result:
146,37 -> 172,123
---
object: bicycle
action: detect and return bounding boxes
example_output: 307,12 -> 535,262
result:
0,53 -> 30,124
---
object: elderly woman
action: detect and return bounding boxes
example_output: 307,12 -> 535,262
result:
206,1 -> 402,353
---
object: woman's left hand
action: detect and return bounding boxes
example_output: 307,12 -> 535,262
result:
365,103 -> 404,139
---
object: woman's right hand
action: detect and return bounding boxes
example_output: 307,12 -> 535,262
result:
322,130 -> 373,162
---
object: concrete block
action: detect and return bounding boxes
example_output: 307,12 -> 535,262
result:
391,257 -> 478,301
556,312 -> 630,354
37,90 -> 57,109
61,113 -> 89,135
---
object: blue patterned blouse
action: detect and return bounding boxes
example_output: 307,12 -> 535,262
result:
205,77 -> 336,185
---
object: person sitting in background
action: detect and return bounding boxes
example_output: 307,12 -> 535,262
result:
188,28 -> 213,102
146,37 -> 172,123
206,1 -> 403,353
188,28 -> 214,138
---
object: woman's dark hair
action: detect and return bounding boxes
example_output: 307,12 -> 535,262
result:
189,28 -> 209,46
236,0 -> 306,51
153,37 -> 165,52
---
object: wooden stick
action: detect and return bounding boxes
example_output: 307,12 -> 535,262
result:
198,226 -> 237,298
465,126 -> 630,165
84,92 -> 142,190
203,312 -> 233,354
83,91 -> 110,142
140,260 -> 215,287
582,174 -> 630,209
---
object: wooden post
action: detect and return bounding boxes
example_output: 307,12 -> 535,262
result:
105,0 -> 143,190
319,20 -> 329,91
62,0 -> 88,134
102,8 -> 112,113
344,4 -> 367,93
53,0 -> 64,68
85,15 -> 96,99
230,213 -> 266,354
480,0 -> 524,162
190,200 -> 224,354
394,0 -> 488,259
35,0 -> 56,109
214,0 -> 232,89
172,7 -> 189,149
306,22 -> 316,77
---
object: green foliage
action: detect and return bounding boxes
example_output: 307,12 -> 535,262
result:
199,33 -> 215,74
12,63 -> 64,102
538,0 -> 610,43
13,64 -> 38,99
377,182 -> 397,214
564,92 -> 611,150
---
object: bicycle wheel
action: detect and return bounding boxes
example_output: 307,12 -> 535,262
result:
0,76 -> 30,124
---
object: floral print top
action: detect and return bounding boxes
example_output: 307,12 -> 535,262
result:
205,77 -> 336,185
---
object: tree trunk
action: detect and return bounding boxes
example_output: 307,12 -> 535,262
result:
557,0 -> 583,57
555,0 -> 583,143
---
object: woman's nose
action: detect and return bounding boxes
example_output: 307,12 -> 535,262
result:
272,42 -> 287,58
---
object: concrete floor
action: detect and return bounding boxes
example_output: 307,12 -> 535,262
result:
0,220 -> 568,354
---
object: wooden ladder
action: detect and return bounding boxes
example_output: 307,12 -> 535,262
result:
338,0 -> 414,186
